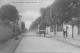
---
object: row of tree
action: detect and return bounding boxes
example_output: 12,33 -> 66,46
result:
30,0 -> 80,36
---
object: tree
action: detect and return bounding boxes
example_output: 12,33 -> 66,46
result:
30,6 -> 62,35
40,5 -> 64,35
40,7 -> 51,26
29,17 -> 42,30
0,4 -> 19,23
21,22 -> 25,31
51,0 -> 80,37
51,0 -> 80,23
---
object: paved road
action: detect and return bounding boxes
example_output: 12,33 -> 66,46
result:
14,32 -> 80,53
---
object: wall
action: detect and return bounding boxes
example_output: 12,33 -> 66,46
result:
0,25 -> 13,43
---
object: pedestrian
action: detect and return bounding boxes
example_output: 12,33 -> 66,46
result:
63,29 -> 66,38
63,26 -> 67,38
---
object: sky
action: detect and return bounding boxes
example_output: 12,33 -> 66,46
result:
0,0 -> 55,29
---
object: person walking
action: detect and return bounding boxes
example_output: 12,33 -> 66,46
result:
63,26 -> 68,38
63,29 -> 66,38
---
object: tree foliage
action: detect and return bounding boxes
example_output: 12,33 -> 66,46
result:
51,0 -> 80,23
0,4 -> 19,22
30,0 -> 80,30
29,17 -> 42,30
40,7 -> 54,26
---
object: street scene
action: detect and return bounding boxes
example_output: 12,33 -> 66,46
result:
14,32 -> 80,53
0,0 -> 80,53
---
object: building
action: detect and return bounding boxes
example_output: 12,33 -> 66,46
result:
46,23 -> 79,38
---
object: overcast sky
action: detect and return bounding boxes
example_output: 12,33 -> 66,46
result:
0,0 -> 55,29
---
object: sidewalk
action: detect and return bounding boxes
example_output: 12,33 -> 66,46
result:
0,35 -> 23,53
52,36 -> 80,48
46,32 -> 80,48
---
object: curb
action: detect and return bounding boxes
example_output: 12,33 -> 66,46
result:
8,36 -> 23,53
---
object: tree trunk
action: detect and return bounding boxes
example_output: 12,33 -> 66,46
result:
54,24 -> 57,36
72,25 -> 74,38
